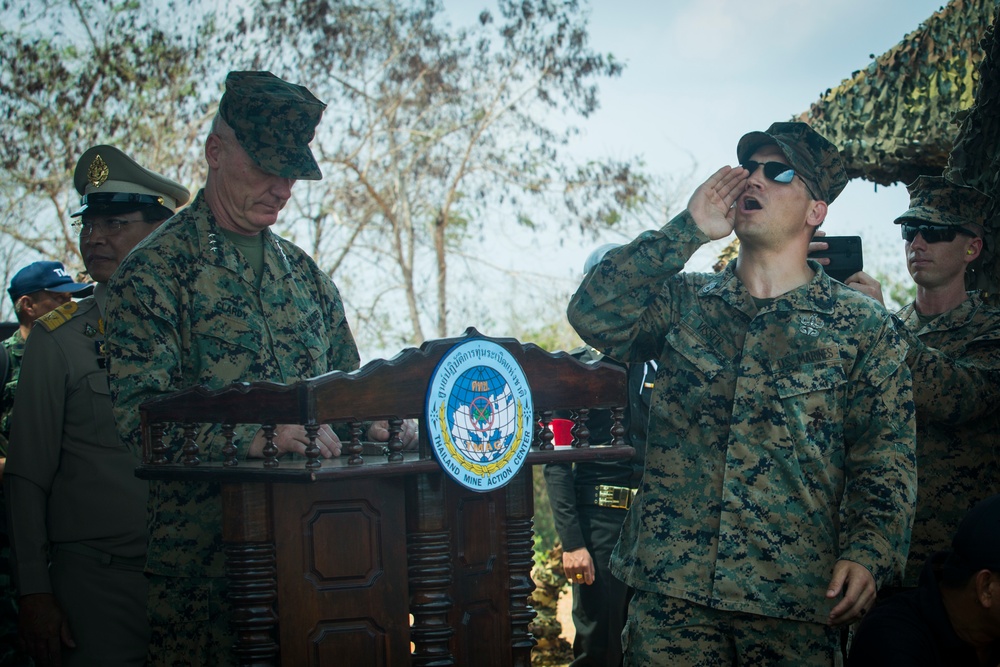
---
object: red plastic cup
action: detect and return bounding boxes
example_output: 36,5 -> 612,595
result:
549,418 -> 574,448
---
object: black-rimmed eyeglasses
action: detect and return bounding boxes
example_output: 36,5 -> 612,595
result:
72,219 -> 137,238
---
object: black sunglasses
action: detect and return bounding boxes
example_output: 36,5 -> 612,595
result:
741,160 -> 795,183
900,223 -> 978,244
741,160 -> 817,199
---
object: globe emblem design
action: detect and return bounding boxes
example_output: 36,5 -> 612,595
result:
446,366 -> 517,464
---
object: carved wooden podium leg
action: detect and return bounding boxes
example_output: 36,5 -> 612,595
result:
223,483 -> 278,666
506,470 -> 537,666
408,472 -> 455,666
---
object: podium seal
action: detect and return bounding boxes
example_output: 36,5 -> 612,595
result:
425,338 -> 533,492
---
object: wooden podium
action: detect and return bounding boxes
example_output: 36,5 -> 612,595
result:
137,329 -> 632,666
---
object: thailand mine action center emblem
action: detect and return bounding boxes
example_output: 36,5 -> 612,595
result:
425,338 -> 534,492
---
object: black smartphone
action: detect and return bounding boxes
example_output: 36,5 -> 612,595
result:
809,235 -> 863,283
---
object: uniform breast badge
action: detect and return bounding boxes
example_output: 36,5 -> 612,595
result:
799,315 -> 825,337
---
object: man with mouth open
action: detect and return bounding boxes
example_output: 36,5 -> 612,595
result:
567,121 -> 917,665
833,175 -> 1000,596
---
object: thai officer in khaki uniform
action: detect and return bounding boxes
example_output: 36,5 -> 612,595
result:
4,145 -> 189,666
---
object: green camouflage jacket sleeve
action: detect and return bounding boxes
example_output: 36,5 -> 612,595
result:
894,294 -> 1000,585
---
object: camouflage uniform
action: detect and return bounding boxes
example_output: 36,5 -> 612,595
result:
886,176 -> 1000,588
0,331 -> 25,666
567,211 -> 917,662
4,295 -> 149,665
0,330 -> 26,449
895,297 -> 1000,586
105,190 -> 360,664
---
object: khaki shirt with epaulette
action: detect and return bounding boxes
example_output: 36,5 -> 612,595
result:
4,297 -> 147,596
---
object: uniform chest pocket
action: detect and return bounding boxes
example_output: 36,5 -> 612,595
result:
772,361 -> 846,399
191,313 -> 262,354
771,360 -> 847,458
87,372 -> 124,448
665,319 -> 728,380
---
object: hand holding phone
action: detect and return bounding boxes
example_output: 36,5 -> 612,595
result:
808,235 -> 863,283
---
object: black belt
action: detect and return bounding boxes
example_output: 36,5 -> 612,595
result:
576,484 -> 637,510
51,543 -> 146,572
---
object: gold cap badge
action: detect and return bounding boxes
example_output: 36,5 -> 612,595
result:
87,154 -> 109,188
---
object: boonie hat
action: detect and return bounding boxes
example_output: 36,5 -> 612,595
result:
218,71 -> 326,181
945,493 -> 1000,573
894,175 -> 991,229
71,145 -> 190,219
8,261 -> 91,302
737,121 -> 848,204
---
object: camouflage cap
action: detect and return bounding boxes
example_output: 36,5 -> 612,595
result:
218,71 -> 326,181
894,175 -> 992,228
737,121 -> 848,204
71,145 -> 190,218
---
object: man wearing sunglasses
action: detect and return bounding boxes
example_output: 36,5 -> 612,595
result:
4,145 -> 189,666
834,175 -> 1000,597
568,121 -> 917,665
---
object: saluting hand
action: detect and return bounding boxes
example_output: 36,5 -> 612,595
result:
687,165 -> 749,241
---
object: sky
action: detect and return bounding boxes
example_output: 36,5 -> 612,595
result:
448,0 -> 958,317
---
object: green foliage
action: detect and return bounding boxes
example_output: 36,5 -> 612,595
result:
0,0 -> 226,283
243,0 -> 657,342
0,0 -> 665,344
878,271 -> 919,311
532,465 -> 559,555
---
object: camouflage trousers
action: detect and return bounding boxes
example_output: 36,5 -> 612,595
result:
622,589 -> 842,666
146,574 -> 234,667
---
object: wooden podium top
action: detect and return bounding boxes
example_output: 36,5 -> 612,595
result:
136,327 -> 634,482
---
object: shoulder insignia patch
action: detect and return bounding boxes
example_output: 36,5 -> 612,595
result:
37,301 -> 79,332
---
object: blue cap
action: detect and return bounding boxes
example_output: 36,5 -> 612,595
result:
8,261 -> 92,302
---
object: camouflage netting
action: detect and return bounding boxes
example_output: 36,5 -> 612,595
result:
798,0 -> 998,186
947,8 -> 1000,293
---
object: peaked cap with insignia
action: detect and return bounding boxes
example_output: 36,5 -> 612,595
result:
71,145 -> 190,218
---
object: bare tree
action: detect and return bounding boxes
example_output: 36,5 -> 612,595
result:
246,0 -> 659,344
0,0 -> 226,297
